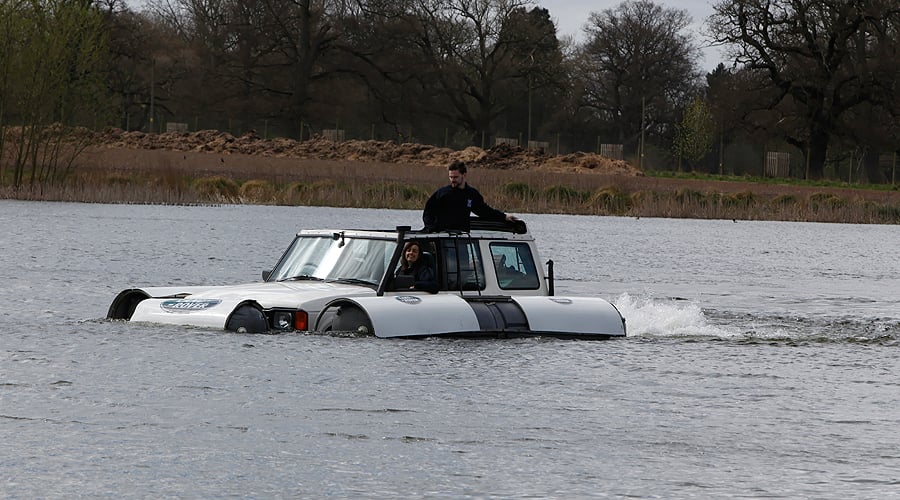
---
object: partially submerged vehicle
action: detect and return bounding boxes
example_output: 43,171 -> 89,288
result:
108,220 -> 626,339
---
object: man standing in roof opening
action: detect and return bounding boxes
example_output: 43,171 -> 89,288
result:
422,160 -> 519,232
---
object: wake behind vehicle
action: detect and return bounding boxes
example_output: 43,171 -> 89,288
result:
108,219 -> 626,339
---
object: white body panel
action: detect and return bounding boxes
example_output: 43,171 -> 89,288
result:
512,296 -> 626,336
128,282 -> 376,328
346,294 -> 482,337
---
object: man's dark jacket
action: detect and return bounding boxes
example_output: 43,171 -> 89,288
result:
422,184 -> 506,232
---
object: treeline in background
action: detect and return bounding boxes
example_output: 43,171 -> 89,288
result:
1,0 -> 899,190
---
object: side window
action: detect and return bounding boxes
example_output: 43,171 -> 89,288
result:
490,243 -> 540,290
440,240 -> 485,291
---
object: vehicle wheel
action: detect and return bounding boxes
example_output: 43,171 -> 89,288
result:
331,305 -> 374,335
226,304 -> 268,333
316,309 -> 337,332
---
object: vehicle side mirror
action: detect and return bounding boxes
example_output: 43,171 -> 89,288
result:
262,269 -> 271,281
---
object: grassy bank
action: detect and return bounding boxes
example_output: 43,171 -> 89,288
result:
4,158 -> 900,224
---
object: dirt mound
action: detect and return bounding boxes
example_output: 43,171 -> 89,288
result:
90,128 -> 644,176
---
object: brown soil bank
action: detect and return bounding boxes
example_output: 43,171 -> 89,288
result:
8,129 -> 900,224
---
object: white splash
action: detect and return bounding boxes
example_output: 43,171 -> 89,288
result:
613,293 -> 737,338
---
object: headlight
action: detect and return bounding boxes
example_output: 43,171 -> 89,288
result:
273,311 -> 293,330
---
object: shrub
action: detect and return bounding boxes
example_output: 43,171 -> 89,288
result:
808,192 -> 844,209
871,202 -> 900,223
722,191 -> 754,208
364,183 -> 427,203
239,179 -> 276,202
501,182 -> 535,199
193,176 -> 239,200
629,190 -> 659,204
589,186 -> 632,214
397,184 -> 428,202
704,192 -> 723,206
675,188 -> 704,205
284,182 -> 307,194
103,172 -> 136,186
770,194 -> 798,206
543,185 -> 588,204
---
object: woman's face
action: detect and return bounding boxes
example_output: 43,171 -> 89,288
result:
405,244 -> 420,264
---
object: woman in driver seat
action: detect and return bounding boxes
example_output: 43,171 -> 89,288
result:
395,241 -> 438,293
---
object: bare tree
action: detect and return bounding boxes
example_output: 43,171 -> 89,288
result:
148,0 -> 347,129
496,6 -> 568,144
0,0 -> 111,188
577,0 -> 701,157
358,0 -> 545,145
709,0 -> 900,179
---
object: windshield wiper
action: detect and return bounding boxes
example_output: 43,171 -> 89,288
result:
279,275 -> 325,282
327,278 -> 378,287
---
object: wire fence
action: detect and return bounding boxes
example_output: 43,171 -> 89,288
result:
119,113 -> 900,186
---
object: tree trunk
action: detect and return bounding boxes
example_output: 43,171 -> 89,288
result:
806,129 -> 830,180
861,149 -> 886,184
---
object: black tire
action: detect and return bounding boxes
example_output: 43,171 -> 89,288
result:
225,305 -> 268,333
331,305 -> 374,335
316,309 -> 337,332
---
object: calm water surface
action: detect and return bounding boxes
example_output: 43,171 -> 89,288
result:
2,200 -> 899,498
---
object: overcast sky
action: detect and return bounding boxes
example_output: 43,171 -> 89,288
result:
535,0 -> 725,71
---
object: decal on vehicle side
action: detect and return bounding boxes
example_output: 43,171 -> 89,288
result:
160,298 -> 222,312
395,296 -> 422,305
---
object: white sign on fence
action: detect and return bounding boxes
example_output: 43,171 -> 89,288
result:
495,137 -> 519,147
323,129 -> 345,142
599,144 -> 624,160
166,122 -> 188,133
766,151 -> 790,177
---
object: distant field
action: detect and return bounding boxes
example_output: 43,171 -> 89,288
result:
6,145 -> 900,224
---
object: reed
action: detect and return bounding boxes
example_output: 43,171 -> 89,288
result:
588,186 -> 633,215
193,176 -> 240,201
4,153 -> 900,224
239,179 -> 277,203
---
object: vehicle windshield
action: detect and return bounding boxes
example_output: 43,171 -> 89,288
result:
268,234 -> 396,285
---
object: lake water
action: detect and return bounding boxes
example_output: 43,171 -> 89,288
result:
2,200 -> 899,498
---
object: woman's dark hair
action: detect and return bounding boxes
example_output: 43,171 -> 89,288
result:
400,241 -> 421,271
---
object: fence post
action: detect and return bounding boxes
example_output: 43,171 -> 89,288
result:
718,129 -> 724,175
805,146 -> 810,180
848,149 -> 853,184
639,96 -> 645,170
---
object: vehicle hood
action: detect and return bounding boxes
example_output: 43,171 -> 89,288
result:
135,281 -> 376,309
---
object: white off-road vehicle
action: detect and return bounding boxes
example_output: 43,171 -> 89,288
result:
108,219 -> 626,339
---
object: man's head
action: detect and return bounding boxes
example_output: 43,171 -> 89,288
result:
448,160 -> 467,189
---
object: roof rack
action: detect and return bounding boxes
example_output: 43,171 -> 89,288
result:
468,218 -> 527,234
